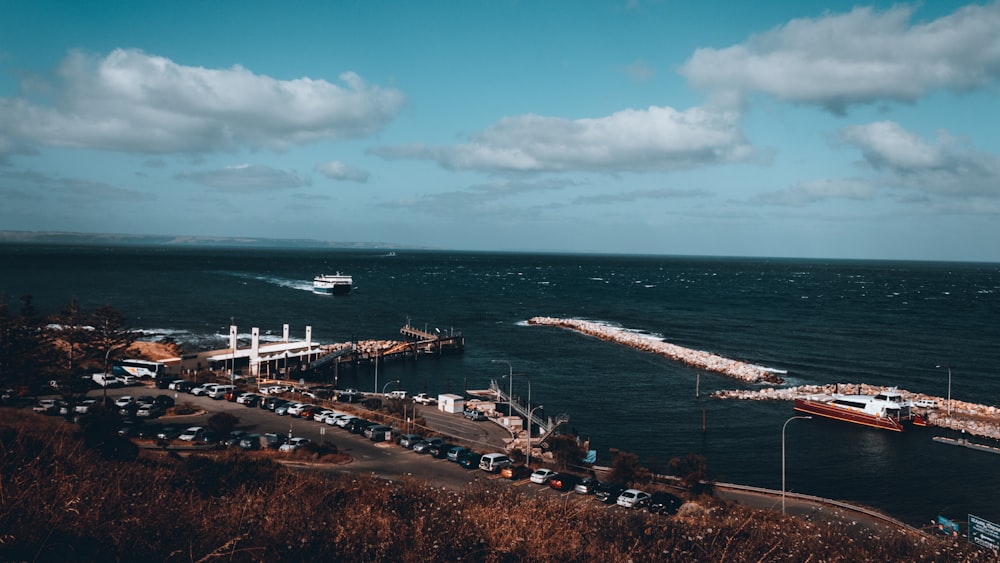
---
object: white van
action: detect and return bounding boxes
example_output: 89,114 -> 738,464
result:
479,453 -> 512,473
208,385 -> 235,399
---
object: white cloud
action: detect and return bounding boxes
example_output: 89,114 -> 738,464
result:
754,178 -> 877,206
315,160 -> 370,183
839,120 -> 1000,198
178,164 -> 310,192
0,49 -> 406,154
574,186 -> 711,205
370,105 -> 756,173
680,3 -> 1000,113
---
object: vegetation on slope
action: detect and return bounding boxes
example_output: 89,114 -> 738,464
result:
0,410 -> 988,562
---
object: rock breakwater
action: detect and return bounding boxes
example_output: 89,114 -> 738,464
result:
528,317 -> 784,384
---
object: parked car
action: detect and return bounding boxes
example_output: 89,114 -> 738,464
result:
530,468 -> 558,485
574,477 -> 600,494
412,393 -> 437,405
73,398 -> 99,414
500,464 -> 532,480
285,403 -> 308,416
397,433 -> 423,448
366,424 -> 393,442
647,492 -> 683,515
335,415 -> 358,428
114,396 -> 135,409
172,380 -> 195,393
235,392 -> 256,404
153,395 -> 175,408
446,446 -> 471,462
384,390 -> 407,400
479,453 -> 513,473
299,405 -> 322,419
224,430 -> 248,448
136,403 -> 164,418
412,437 -> 445,454
262,432 -> 286,449
337,388 -> 360,403
208,385 -> 235,400
273,402 -> 292,415
190,384 -> 215,396
155,425 -> 183,441
429,442 -> 454,459
279,437 -> 310,452
323,412 -> 347,425
238,434 -> 263,450
594,483 -> 626,504
549,474 -> 582,492
263,397 -> 287,411
616,489 -> 652,509
118,374 -> 138,386
458,452 -> 483,469
463,409 -> 488,421
178,426 -> 206,442
349,419 -> 375,435
33,399 -> 60,414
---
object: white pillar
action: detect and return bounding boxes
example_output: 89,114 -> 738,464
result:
283,324 -> 289,342
251,327 -> 260,376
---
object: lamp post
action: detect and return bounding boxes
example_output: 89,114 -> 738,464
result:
102,346 -> 112,404
382,379 -> 400,397
492,359 -> 513,416
936,365 -> 952,417
782,415 -> 811,515
527,405 -> 543,467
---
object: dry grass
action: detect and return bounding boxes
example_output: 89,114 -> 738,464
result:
0,409 -> 989,562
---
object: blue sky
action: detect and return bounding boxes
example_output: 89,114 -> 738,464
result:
2,1 -> 999,261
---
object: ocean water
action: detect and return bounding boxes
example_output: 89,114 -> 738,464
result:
2,244 -> 999,526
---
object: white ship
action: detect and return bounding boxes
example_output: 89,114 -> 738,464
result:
313,273 -> 352,295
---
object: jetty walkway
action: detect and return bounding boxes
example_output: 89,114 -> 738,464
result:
528,317 -> 784,384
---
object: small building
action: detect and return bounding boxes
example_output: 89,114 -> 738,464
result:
438,394 -> 465,414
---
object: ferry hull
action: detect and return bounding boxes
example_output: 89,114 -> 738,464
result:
794,398 -> 904,432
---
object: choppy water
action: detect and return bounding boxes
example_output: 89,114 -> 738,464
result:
3,244 -> 999,526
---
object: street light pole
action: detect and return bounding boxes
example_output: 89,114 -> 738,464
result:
382,379 -> 400,396
527,405 -> 543,467
491,359 -> 513,416
782,415 -> 811,515
937,365 -> 952,417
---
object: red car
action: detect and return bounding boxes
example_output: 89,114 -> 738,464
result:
299,405 -> 321,418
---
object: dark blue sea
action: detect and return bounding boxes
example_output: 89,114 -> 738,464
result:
3,244 -> 999,527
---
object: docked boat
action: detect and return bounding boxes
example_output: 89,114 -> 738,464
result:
313,273 -> 352,295
793,388 -> 914,432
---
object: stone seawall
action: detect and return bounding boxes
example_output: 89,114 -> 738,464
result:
528,317 -> 783,384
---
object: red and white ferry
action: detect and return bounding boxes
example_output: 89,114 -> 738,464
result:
793,388 -> 915,432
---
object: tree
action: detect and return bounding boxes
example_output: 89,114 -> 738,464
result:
47,297 -> 91,401
0,294 -> 53,395
548,434 -> 587,471
606,448 -> 651,487
669,453 -> 712,496
85,304 -> 139,375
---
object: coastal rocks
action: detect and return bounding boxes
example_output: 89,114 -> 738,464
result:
528,317 -> 784,384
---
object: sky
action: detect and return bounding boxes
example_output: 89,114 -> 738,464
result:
1,1 -> 999,261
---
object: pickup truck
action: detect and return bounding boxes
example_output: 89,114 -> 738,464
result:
463,409 -> 488,421
413,393 -> 437,405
